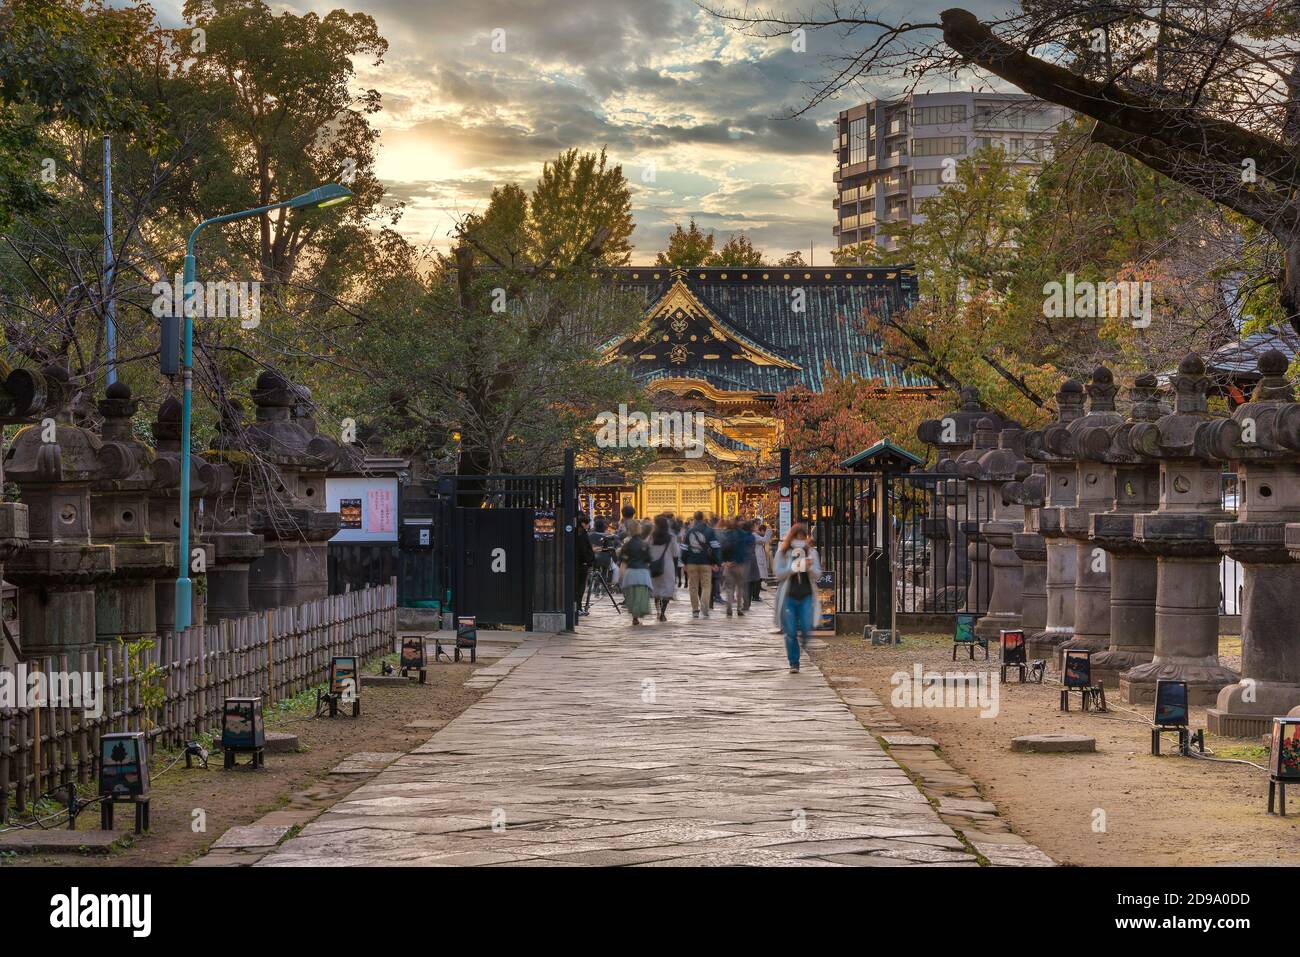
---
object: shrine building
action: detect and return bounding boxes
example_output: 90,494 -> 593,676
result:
578,265 -> 931,521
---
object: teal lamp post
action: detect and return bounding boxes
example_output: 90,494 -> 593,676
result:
173,184 -> 352,629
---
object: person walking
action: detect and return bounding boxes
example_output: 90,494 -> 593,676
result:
618,521 -> 653,625
649,515 -> 680,622
751,522 -> 771,602
682,510 -> 720,618
574,512 -> 596,619
774,523 -> 822,673
721,518 -> 754,617
708,514 -> 724,609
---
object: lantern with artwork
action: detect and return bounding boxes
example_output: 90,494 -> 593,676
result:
1268,717 -> 1300,816
98,731 -> 150,832
222,697 -> 266,768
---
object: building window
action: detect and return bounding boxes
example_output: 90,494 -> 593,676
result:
912,135 -> 966,157
912,168 -> 944,186
849,117 -> 871,166
912,104 -> 967,126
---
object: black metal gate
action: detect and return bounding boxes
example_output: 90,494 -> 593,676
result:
783,463 -> 992,630
432,451 -> 577,630
891,471 -> 992,618
788,473 -> 883,629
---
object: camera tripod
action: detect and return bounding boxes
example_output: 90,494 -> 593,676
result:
584,564 -> 622,615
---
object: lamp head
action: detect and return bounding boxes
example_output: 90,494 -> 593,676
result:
286,184 -> 353,210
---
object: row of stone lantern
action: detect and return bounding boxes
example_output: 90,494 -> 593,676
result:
918,353 -> 1300,736
0,363 -> 351,661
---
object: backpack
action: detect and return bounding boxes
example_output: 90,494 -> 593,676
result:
686,527 -> 709,556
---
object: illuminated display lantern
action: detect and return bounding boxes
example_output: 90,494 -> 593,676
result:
317,655 -> 361,718
1153,680 -> 1189,726
400,635 -> 428,684
999,629 -> 1027,683
1269,717 -> 1300,816
98,731 -> 150,833
456,616 -> 478,663
1150,680 -> 1201,756
222,697 -> 266,768
1060,649 -> 1107,712
952,613 -> 988,661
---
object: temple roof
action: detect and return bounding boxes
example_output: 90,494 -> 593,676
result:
602,266 -> 930,395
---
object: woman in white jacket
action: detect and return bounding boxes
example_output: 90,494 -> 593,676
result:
773,523 -> 822,673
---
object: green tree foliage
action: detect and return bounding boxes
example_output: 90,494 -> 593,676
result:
709,233 -> 764,267
655,219 -> 715,268
342,150 -> 646,475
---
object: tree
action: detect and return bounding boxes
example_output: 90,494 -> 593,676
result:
708,233 -> 765,266
656,219 -> 715,267
776,250 -> 807,267
774,372 -> 944,472
709,2 -> 1300,333
344,150 -> 646,475
831,241 -> 882,266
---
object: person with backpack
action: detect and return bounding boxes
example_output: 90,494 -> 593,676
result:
682,511 -> 720,618
774,523 -> 822,673
722,518 -> 755,617
649,515 -> 680,622
617,521 -> 654,625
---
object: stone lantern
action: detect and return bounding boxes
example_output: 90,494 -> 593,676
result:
0,364 -> 45,660
1023,379 -> 1086,659
1002,469 -> 1048,643
1073,372 -> 1166,688
1054,368 -> 1124,666
89,382 -> 175,643
959,424 -> 1030,639
916,387 -> 1012,610
222,372 -> 342,610
953,416 -> 1001,614
1124,354 -> 1238,705
1199,351 -> 1300,734
2,365 -> 118,656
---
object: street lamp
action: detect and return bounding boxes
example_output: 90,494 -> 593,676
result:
171,183 -> 353,629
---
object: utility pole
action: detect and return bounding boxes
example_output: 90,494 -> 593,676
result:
103,135 -> 116,385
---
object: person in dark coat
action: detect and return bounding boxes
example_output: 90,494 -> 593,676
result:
575,513 -> 596,618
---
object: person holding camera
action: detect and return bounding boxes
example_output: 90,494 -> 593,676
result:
773,523 -> 822,673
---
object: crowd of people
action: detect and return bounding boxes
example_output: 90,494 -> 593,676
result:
574,505 -> 823,673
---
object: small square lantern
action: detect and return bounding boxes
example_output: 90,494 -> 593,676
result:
1268,717 -> 1300,816
329,655 -> 359,699
99,731 -> 150,800
222,697 -> 266,768
1062,649 -> 1092,689
1153,680 -> 1189,727
1000,629 -> 1026,666
400,635 -> 428,683
98,731 -> 151,833
456,616 -> 478,663
400,636 -> 426,671
1271,717 -> 1300,781
951,613 -> 987,661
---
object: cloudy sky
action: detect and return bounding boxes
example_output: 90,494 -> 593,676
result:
150,0 -> 1008,264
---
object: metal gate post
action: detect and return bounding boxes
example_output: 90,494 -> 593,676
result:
563,448 -> 576,631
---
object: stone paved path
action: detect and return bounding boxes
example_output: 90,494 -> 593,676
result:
261,596 -> 985,866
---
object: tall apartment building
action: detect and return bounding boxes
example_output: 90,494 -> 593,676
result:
832,92 -> 1070,250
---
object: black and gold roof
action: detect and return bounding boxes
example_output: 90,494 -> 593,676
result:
601,266 -> 928,395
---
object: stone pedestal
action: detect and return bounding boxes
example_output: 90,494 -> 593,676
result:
1124,355 -> 1238,705
1055,368 -> 1122,668
1202,353 -> 1300,734
963,425 -> 1029,639
1024,380 -> 1085,660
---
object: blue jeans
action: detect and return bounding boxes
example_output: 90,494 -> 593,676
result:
781,594 -> 815,667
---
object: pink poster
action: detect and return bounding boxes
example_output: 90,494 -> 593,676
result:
366,487 -> 394,534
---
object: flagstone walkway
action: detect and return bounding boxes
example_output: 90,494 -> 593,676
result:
259,596 -> 1006,866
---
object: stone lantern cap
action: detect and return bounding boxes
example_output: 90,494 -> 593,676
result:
1024,378 -> 1086,464
916,386 -> 1015,453
1127,354 -> 1223,461
4,366 -> 132,486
